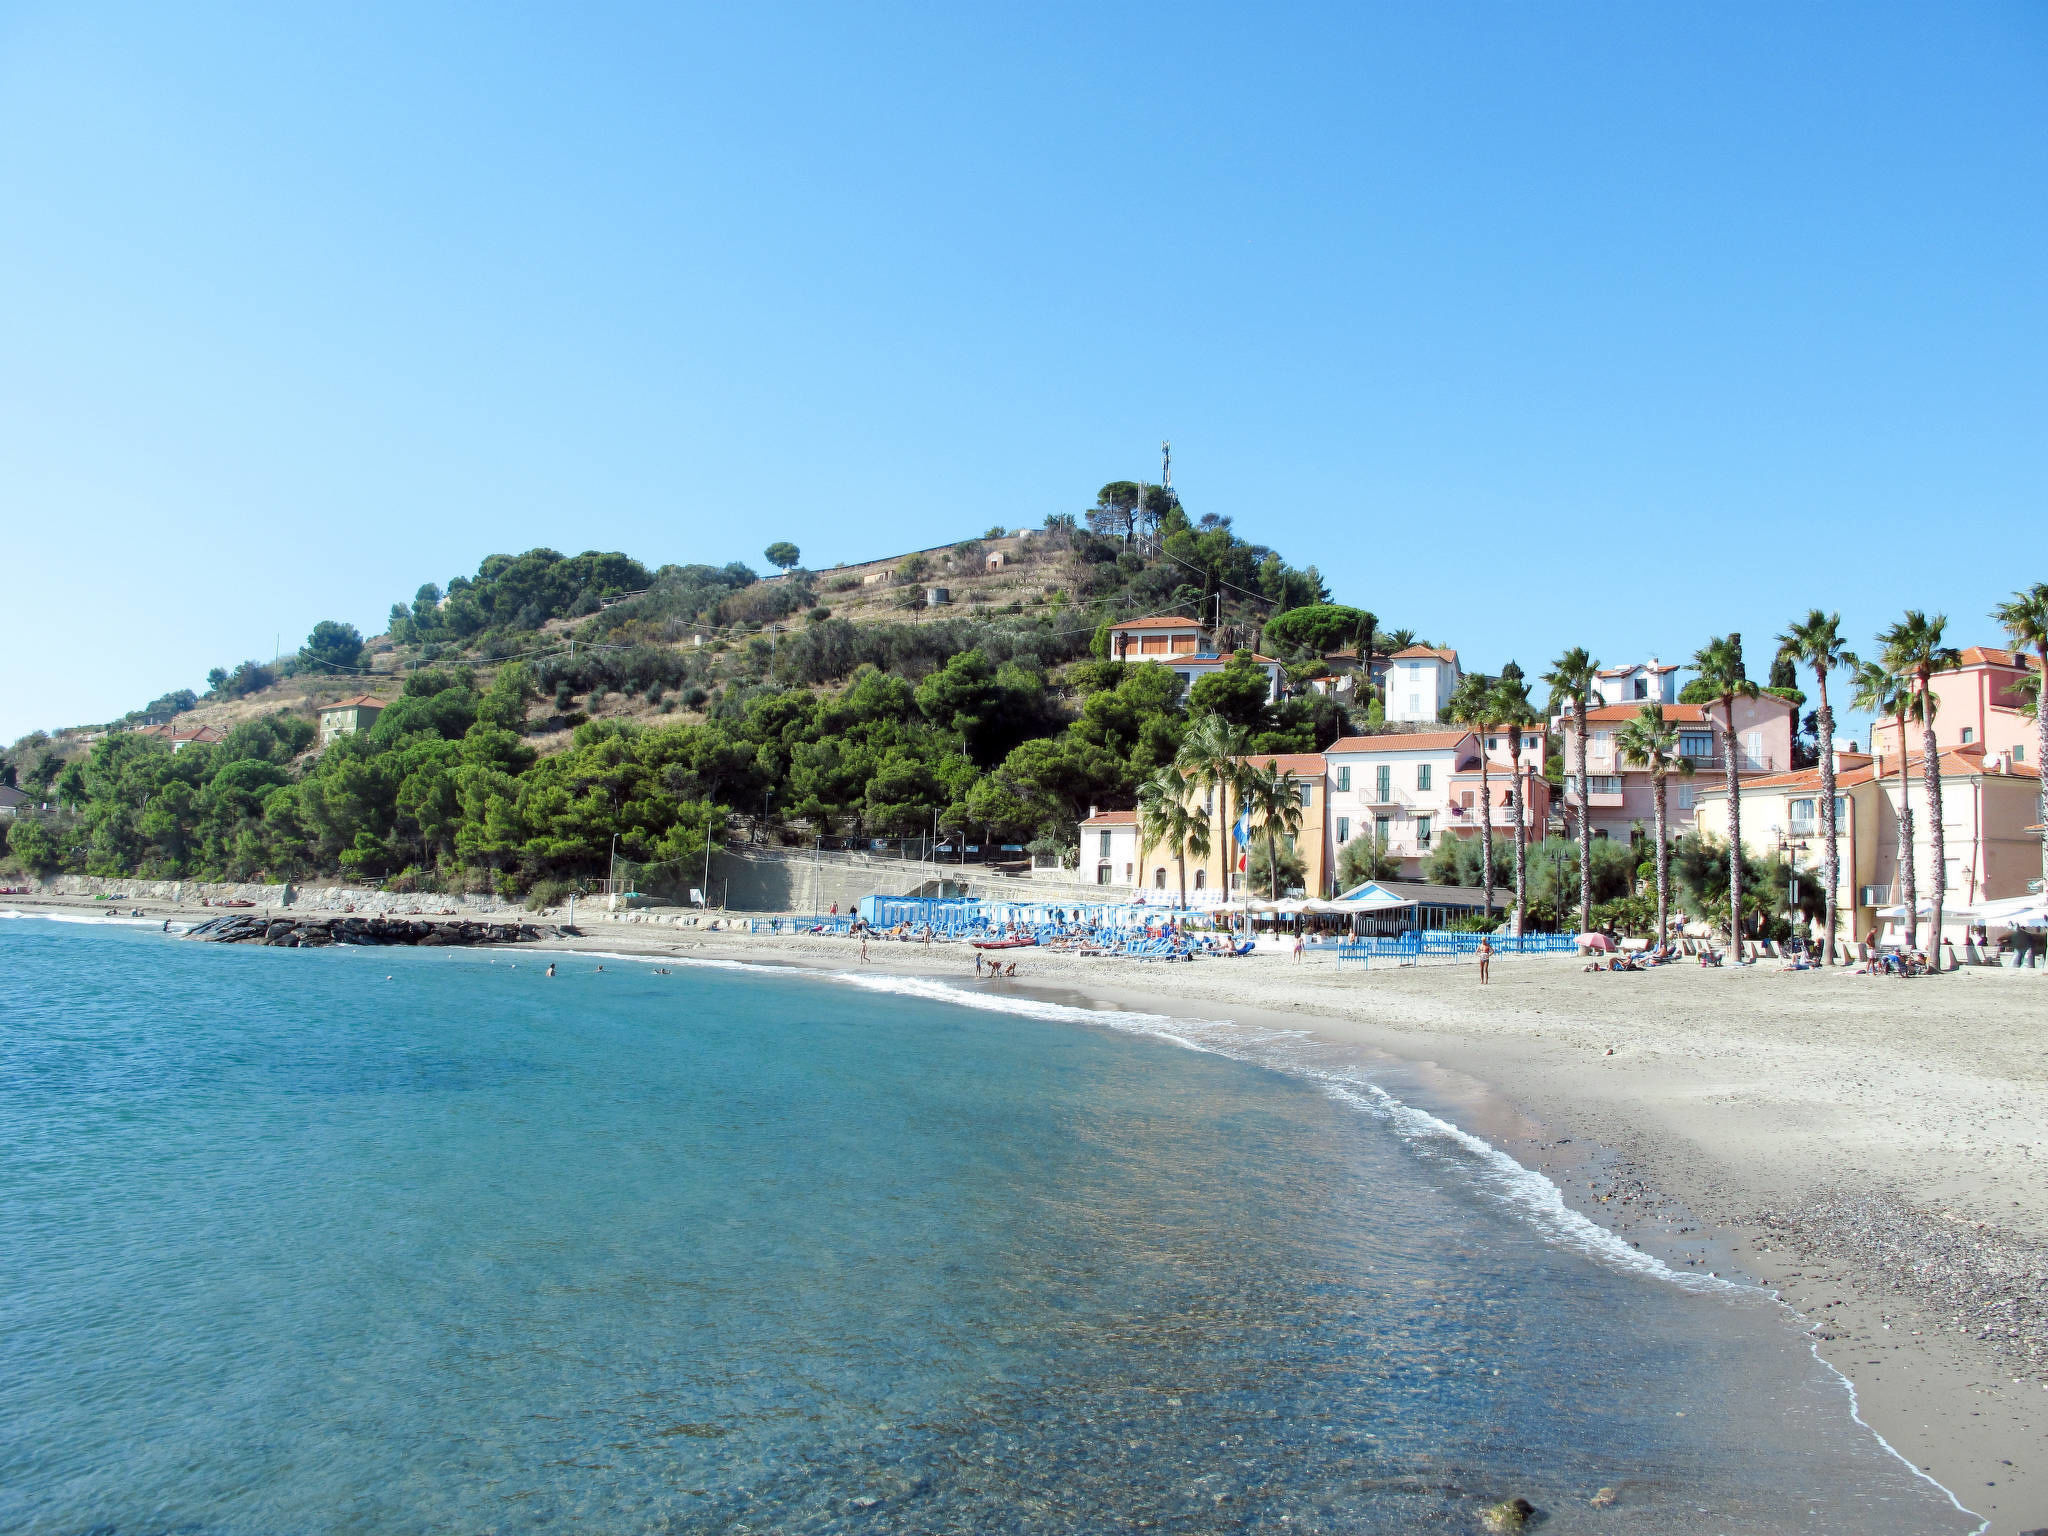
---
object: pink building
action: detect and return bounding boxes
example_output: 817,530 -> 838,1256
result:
1559,696 -> 1798,842
1869,645 -> 2040,772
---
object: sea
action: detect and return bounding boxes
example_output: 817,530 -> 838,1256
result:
0,915 -> 1981,1534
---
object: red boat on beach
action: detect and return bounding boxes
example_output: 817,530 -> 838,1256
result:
970,937 -> 1036,950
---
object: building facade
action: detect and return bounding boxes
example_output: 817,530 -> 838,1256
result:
1693,745 -> 2040,947
1323,730 -> 1481,880
318,695 -> 385,746
1868,645 -> 2041,770
1592,660 -> 1680,707
1106,615 -> 1283,703
1559,696 -> 1798,842
1078,809 -> 1141,890
1382,647 -> 1460,724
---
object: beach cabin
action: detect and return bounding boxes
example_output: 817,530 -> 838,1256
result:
318,695 -> 384,746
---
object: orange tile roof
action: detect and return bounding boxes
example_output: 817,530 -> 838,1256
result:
1596,662 -> 1680,677
1954,645 -> 2040,669
1699,745 -> 2027,795
1388,645 -> 1458,662
1232,753 -> 1326,776
324,695 -> 386,709
1578,702 -> 1714,723
1326,730 -> 1478,754
1110,615 -> 1203,631
1080,810 -> 1138,825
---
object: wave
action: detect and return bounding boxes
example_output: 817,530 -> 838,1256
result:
0,909 -> 171,928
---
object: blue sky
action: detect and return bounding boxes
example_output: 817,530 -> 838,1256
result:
3,3 -> 2042,744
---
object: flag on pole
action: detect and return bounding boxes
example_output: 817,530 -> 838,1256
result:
1232,812 -> 1250,871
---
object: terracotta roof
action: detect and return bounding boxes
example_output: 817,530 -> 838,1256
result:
1109,615 -> 1203,631
1955,646 -> 2040,669
1577,702 -> 1713,723
138,723 -> 225,742
1182,652 -> 1281,665
1596,662 -> 1680,677
1232,753 -> 1326,776
1080,810 -> 1138,825
323,695 -> 386,709
1697,746 -> 2028,796
1325,730 -> 1478,755
1388,645 -> 1458,662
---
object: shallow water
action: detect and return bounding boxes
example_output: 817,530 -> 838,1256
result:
0,919 -> 1975,1532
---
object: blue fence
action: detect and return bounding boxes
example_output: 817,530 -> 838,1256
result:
1337,930 -> 1578,969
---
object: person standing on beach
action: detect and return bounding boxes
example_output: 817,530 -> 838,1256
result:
974,952 -> 984,977
860,936 -> 870,963
1477,936 -> 1493,985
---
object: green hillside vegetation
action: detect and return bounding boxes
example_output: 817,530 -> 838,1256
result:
2,483 -> 1373,896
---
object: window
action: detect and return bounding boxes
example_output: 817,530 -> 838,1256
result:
1487,736 -> 1498,750
1834,795 -> 1849,821
1375,815 -> 1392,841
1417,816 -> 1432,848
1096,863 -> 1112,885
1408,695 -> 1422,715
2015,743 -> 2026,763
1744,730 -> 1763,765
1416,764 -> 1432,791
1677,783 -> 1695,810
1099,830 -> 1113,858
1633,677 -> 1648,699
1335,816 -> 1350,845
1461,791 -> 1474,808
1789,797 -> 1816,835
1336,766 -> 1352,792
1154,868 -> 1166,889
1960,727 -> 1975,745
1194,869 -> 1206,890
1298,783 -> 1313,808
1124,863 -> 1133,881
1375,765 -> 1392,800
1594,828 -> 1608,839
1680,731 -> 1714,759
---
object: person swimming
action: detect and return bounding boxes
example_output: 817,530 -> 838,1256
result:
545,963 -> 556,977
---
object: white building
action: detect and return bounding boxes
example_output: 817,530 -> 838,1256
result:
1323,730 -> 1481,879
1078,809 -> 1141,890
1592,659 -> 1680,708
1383,647 -> 1461,724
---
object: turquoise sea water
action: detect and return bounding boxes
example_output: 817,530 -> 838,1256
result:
0,917 -> 1975,1533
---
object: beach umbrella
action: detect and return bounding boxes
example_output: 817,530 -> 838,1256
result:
1875,898 -> 1981,920
1577,931 -> 1616,952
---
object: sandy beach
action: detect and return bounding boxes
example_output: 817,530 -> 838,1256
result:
18,891 -> 2048,1529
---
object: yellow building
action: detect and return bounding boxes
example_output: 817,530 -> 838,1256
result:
1159,753 -> 1328,901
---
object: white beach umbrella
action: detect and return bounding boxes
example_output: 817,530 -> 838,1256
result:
1875,898 -> 1980,921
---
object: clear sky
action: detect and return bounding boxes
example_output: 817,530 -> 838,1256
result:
3,3 -> 2042,745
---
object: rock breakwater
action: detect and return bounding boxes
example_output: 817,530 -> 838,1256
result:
184,914 -> 548,948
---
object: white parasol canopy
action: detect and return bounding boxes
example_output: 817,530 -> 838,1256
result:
1876,899 -> 1980,920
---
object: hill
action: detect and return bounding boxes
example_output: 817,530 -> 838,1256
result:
2,482 -> 1388,898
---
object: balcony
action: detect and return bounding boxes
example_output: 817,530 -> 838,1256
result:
1563,775 -> 1626,808
1363,785 -> 1412,809
1858,884 -> 1891,907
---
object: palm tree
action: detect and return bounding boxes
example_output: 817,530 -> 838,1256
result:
1177,713 -> 1253,918
1136,766 -> 1197,909
1850,656 -> 1916,950
1240,762 -> 1306,899
1490,667 -> 1539,936
1880,613 -> 1962,966
1992,583 -> 2048,889
1446,672 -> 1497,918
1692,635 -> 1759,961
1776,611 -> 1853,963
1542,647 -> 1601,937
1614,704 -> 1691,948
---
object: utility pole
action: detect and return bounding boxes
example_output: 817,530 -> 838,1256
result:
702,805 -> 714,907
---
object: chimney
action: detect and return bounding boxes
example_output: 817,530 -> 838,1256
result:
1087,804 -> 1098,821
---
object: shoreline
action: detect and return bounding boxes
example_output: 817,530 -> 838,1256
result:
11,891 -> 2046,1528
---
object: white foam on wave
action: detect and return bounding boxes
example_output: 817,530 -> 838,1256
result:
2,909 -> 167,928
